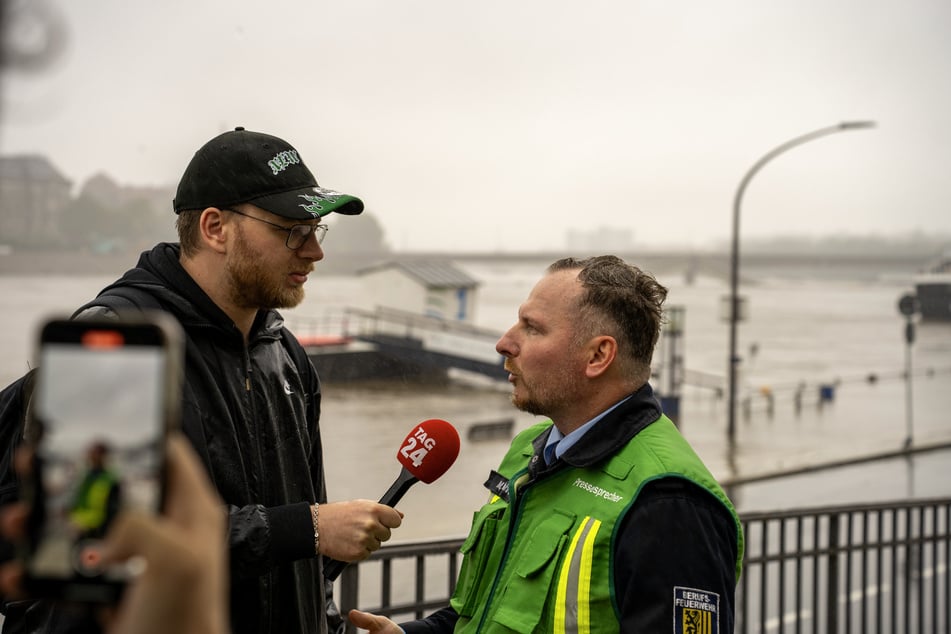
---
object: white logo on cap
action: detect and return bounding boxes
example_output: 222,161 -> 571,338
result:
268,150 -> 301,175
298,188 -> 342,217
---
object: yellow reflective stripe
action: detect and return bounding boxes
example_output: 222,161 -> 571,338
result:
577,518 -> 601,633
554,516 -> 603,634
555,518 -> 587,634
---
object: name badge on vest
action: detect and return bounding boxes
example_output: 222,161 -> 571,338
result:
483,470 -> 511,502
673,586 -> 719,634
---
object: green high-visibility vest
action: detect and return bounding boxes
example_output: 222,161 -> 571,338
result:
450,416 -> 743,633
70,469 -> 119,532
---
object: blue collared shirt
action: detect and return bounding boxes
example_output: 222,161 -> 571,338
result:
543,394 -> 633,465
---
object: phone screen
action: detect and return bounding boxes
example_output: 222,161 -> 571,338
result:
25,318 -> 177,599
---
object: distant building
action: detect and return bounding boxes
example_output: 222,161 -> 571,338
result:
0,155 -> 72,246
358,260 -> 480,322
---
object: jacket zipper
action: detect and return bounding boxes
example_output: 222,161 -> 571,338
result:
473,464 -> 556,632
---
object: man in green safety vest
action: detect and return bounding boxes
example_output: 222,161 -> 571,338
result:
351,255 -> 743,634
69,441 -> 122,540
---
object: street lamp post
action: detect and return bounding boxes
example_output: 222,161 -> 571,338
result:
726,121 -> 876,445
897,293 -> 919,449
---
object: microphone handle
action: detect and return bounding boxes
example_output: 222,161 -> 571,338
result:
378,466 -> 420,507
322,467 -> 420,581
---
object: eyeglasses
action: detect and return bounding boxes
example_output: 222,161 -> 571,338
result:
223,208 -> 328,249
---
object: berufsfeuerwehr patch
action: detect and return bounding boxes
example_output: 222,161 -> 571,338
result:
673,586 -> 719,634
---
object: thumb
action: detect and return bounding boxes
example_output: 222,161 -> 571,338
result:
348,609 -> 398,632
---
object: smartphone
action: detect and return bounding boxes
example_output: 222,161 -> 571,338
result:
20,313 -> 183,603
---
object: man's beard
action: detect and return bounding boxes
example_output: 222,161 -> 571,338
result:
509,365 -> 576,418
226,227 -> 306,310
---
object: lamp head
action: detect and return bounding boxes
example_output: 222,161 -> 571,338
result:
839,121 -> 876,130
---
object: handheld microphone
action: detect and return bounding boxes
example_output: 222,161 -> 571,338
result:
323,419 -> 460,580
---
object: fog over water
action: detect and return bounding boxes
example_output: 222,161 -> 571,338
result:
2,256 -> 949,539
3,1 -> 951,251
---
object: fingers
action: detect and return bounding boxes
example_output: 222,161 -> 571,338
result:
1,448 -> 38,602
12,446 -> 33,478
98,507 -> 199,583
0,499 -> 29,601
0,563 -> 25,600
97,433 -> 228,634
347,609 -> 403,633
0,503 -> 28,542
380,505 -> 404,529
317,500 -> 404,562
99,433 -> 223,570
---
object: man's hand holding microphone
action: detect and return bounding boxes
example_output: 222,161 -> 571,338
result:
323,419 -> 460,581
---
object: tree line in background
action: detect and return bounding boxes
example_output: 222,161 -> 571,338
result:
58,191 -> 178,253
0,161 -> 391,258
54,194 -> 391,258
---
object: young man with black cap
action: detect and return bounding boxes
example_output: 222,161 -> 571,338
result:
0,127 -> 403,634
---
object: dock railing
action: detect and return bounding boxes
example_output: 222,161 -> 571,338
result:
288,306 -> 505,341
289,306 -> 507,381
335,496 -> 951,633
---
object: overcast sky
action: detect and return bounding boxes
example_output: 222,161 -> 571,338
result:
3,1 -> 950,251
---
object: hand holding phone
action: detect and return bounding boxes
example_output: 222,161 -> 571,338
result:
2,434 -> 228,634
20,313 -> 183,603
97,433 -> 228,634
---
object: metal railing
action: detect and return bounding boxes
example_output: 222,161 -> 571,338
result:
738,497 -> 950,633
335,497 -> 951,633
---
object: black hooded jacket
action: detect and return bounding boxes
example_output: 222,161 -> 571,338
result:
0,243 -> 342,634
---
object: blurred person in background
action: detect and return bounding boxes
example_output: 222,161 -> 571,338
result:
68,441 -> 121,541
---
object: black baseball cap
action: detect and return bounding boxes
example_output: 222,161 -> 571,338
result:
173,127 -> 364,219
